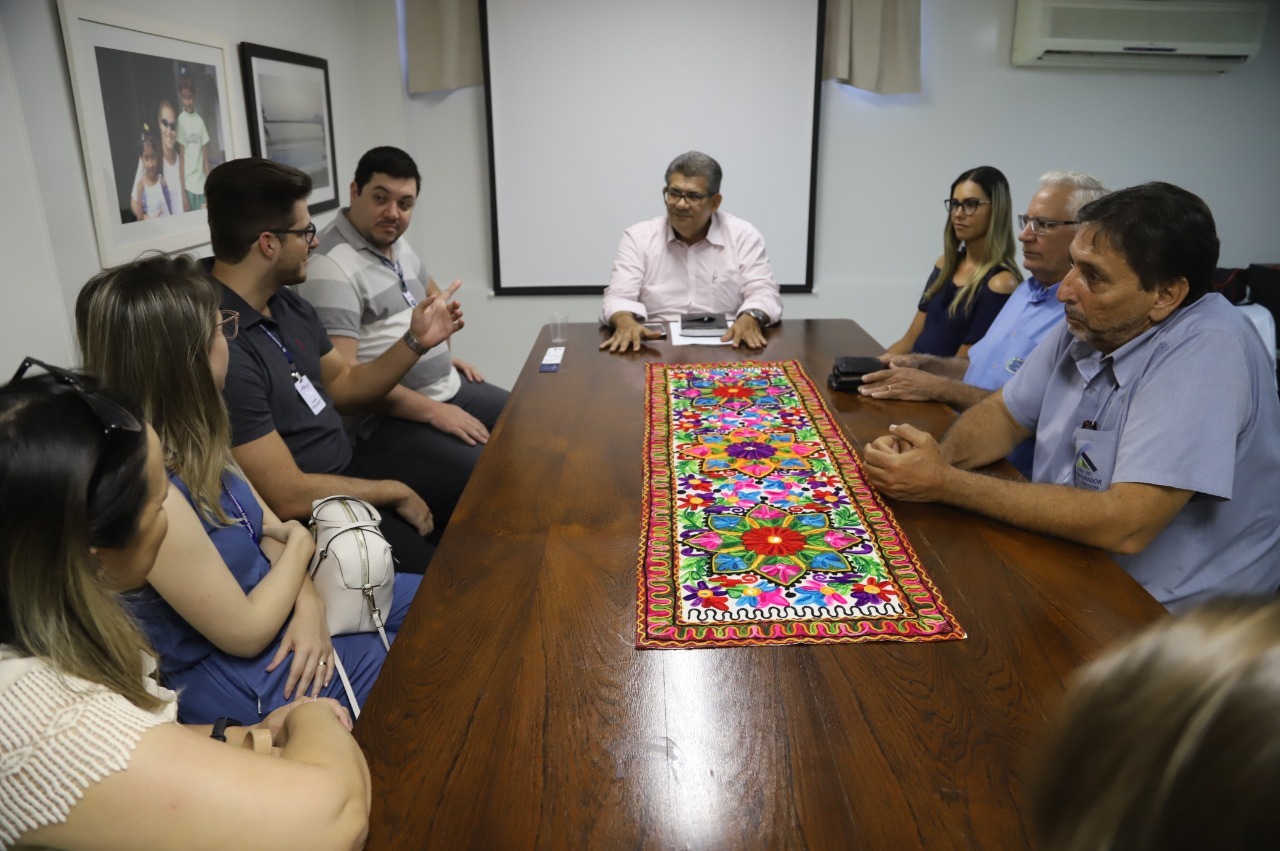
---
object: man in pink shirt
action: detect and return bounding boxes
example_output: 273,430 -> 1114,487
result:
599,151 -> 783,353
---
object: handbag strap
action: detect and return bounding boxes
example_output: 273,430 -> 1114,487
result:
310,523 -> 388,568
310,495 -> 383,526
332,654 -> 361,719
313,519 -> 384,537
331,627 -> 391,719
330,621 -> 389,711
364,586 -> 392,652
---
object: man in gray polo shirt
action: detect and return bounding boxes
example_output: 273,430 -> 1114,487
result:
298,147 -> 508,534
863,182 -> 1280,612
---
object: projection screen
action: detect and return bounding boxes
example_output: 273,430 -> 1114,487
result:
481,0 -> 823,294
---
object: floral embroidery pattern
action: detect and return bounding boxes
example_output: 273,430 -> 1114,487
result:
637,361 -> 964,649
684,503 -> 861,587
678,428 -> 822,478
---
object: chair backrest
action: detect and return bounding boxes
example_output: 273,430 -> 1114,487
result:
1243,264 -> 1280,391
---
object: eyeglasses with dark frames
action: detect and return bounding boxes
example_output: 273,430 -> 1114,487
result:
267,222 -> 317,244
663,188 -> 711,205
1018,215 -> 1078,236
217,309 -> 240,341
9,357 -> 142,435
944,198 -> 991,215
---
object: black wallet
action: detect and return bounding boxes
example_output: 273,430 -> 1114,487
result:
828,356 -> 883,391
680,312 -> 729,337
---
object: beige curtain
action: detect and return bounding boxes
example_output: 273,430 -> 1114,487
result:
824,0 -> 921,95
404,0 -> 484,94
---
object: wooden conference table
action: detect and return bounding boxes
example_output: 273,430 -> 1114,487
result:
355,319 -> 1165,850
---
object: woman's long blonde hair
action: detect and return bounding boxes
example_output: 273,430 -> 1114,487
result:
77,252 -> 236,525
0,376 -> 165,711
926,165 -> 1021,317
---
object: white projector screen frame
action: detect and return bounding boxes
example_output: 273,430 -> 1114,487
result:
480,0 -> 824,295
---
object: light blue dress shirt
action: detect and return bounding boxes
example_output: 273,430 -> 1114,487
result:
962,277 -> 1065,476
1003,293 -> 1280,611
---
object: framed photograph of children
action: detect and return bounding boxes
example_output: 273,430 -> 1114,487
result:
57,0 -> 240,266
239,43 -> 339,215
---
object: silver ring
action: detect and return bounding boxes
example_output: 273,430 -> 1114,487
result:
317,660 -> 326,667
887,384 -> 893,392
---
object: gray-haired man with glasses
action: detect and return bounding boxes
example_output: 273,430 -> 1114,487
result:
599,151 -> 783,353
858,171 -> 1108,476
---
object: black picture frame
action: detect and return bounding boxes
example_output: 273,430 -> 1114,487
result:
238,42 -> 339,214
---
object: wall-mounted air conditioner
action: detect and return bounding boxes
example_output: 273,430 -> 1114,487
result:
1012,0 -> 1269,72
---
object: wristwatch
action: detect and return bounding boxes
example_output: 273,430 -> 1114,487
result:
210,716 -> 242,742
739,308 -> 769,327
402,328 -> 429,356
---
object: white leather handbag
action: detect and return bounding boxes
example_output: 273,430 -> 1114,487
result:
308,495 -> 396,716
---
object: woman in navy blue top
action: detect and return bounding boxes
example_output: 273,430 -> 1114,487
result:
77,253 -> 420,724
887,166 -> 1022,357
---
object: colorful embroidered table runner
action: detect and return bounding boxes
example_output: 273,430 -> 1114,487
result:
635,361 -> 964,649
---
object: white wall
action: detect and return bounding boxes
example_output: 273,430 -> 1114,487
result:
0,10 -> 72,366
3,0 -> 1279,391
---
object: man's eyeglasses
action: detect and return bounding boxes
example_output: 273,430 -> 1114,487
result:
268,222 -> 317,244
1018,215 -> 1078,236
664,188 -> 711,205
9,357 -> 142,435
944,198 -> 991,215
217,310 -> 239,341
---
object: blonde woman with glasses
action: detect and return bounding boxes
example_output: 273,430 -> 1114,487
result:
886,165 -> 1022,357
0,366 -> 368,850
77,253 -> 420,725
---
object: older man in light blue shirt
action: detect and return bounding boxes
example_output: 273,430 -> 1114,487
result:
863,182 -> 1280,612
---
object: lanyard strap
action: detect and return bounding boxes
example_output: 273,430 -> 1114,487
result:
376,254 -> 416,307
223,480 -> 259,545
259,326 -> 302,379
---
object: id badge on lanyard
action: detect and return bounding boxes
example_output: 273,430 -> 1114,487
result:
294,374 -> 326,414
260,327 -> 327,415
